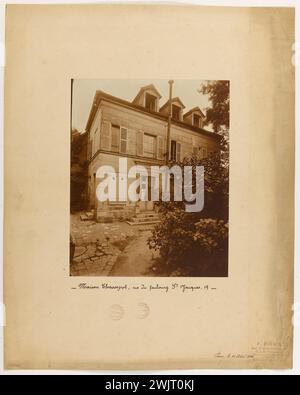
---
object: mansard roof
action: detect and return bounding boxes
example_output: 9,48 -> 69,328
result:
183,106 -> 205,119
132,84 -> 162,104
159,97 -> 186,112
85,90 -> 219,141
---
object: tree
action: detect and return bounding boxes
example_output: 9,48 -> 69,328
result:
147,82 -> 230,275
148,153 -> 229,276
199,80 -> 230,162
199,80 -> 229,132
70,129 -> 88,212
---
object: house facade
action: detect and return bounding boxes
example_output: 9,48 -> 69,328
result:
85,84 -> 220,222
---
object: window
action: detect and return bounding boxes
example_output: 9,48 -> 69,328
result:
145,93 -> 157,112
192,146 -> 198,156
143,134 -> 156,158
193,114 -> 201,127
171,140 -> 177,161
120,127 -> 128,154
111,125 -> 120,152
201,147 -> 207,159
172,104 -> 181,121
170,140 -> 182,161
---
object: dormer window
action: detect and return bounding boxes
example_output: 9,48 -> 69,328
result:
183,107 -> 205,128
132,84 -> 161,110
172,104 -> 181,121
145,93 -> 157,112
160,97 -> 185,120
193,114 -> 202,128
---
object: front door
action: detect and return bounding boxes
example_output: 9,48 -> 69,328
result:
139,175 -> 154,211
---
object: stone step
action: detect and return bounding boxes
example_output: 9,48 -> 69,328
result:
108,204 -> 127,210
136,212 -> 158,218
128,212 -> 160,226
85,211 -> 95,219
132,216 -> 159,223
109,210 -> 129,217
80,211 -> 95,221
126,220 -> 161,226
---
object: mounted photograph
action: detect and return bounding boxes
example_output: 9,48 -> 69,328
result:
70,79 -> 229,277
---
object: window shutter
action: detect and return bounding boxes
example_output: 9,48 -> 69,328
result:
100,121 -> 111,150
157,136 -> 164,160
136,131 -> 144,156
176,142 -> 182,162
120,127 -> 128,154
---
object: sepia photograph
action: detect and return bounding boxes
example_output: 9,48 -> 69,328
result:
70,79 -> 229,277
3,2 -> 296,373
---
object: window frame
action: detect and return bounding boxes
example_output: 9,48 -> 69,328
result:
193,113 -> 201,127
192,146 -> 198,156
170,139 -> 177,161
202,147 -> 207,159
143,133 -> 156,159
119,126 -> 128,154
171,104 -> 182,121
110,124 -> 120,153
144,92 -> 157,112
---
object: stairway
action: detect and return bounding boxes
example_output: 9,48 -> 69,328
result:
80,211 -> 95,221
126,212 -> 161,226
108,202 -> 127,210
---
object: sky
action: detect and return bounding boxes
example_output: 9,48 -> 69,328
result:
72,79 -> 213,132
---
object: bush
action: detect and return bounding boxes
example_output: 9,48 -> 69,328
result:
147,153 -> 229,276
194,219 -> 228,253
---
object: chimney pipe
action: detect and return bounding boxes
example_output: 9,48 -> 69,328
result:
166,80 -> 174,163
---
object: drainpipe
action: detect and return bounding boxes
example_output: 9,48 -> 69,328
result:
166,80 -> 174,164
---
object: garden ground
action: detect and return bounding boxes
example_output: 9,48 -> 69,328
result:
70,213 -> 161,276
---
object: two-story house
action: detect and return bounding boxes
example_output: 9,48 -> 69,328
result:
85,84 -> 220,222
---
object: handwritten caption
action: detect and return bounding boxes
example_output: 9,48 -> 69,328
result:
71,283 -> 217,293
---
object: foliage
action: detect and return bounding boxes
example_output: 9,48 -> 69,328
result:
148,154 -> 229,275
148,207 -> 198,263
176,152 -> 228,220
148,81 -> 230,274
193,219 -> 228,253
199,80 -> 230,164
199,80 -> 230,133
70,129 -> 88,212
